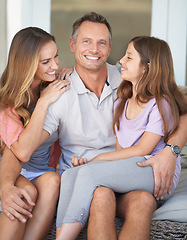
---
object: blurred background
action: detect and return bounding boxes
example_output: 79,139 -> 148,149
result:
0,0 -> 186,86
51,0 -> 152,68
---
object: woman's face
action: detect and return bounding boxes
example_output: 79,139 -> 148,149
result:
119,42 -> 145,85
34,40 -> 59,83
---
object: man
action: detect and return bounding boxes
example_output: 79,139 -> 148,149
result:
0,12 -> 186,240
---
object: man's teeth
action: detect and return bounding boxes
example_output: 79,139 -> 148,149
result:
47,71 -> 56,75
86,56 -> 99,60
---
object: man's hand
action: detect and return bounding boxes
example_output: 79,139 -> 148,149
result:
137,147 -> 176,200
1,184 -> 35,223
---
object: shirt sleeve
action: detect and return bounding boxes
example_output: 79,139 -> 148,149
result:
43,103 -> 60,135
146,98 -> 173,137
0,108 -> 24,147
146,102 -> 164,136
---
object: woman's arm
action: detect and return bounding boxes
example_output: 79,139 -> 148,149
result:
0,147 -> 35,222
90,131 -> 161,162
9,80 -> 70,162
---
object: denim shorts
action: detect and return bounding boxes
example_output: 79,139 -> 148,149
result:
20,168 -> 48,181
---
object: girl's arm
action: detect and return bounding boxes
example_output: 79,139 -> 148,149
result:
9,80 -> 70,162
90,131 -> 161,163
116,138 -> 123,151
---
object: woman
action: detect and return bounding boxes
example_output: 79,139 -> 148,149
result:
0,27 -> 70,240
56,36 -> 187,240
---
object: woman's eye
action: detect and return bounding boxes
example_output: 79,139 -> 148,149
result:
42,61 -> 49,64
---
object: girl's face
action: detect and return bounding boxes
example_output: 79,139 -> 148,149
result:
120,42 -> 145,85
34,40 -> 59,83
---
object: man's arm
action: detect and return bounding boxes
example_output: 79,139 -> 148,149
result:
0,147 -> 35,222
138,114 -> 187,199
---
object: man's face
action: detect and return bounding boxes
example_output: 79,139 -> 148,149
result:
69,21 -> 112,72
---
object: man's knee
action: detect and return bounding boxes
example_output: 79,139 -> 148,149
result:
91,187 -> 116,211
139,191 -> 156,206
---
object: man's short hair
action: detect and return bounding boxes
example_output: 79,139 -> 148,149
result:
72,12 -> 112,43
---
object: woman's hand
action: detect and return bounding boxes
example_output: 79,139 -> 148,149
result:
71,155 -> 88,167
0,184 -> 35,223
39,79 -> 70,107
57,67 -> 74,80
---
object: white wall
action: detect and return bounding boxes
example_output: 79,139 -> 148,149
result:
1,0 -> 187,87
151,0 -> 187,86
6,0 -> 51,57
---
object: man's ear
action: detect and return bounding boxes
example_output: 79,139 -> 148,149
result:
69,37 -> 75,53
107,43 -> 112,57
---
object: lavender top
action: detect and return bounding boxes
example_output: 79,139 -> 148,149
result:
114,98 -> 181,189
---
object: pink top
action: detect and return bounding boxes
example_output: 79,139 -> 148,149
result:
0,108 -> 24,147
114,98 -> 181,189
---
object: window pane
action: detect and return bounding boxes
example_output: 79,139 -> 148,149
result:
51,0 -> 152,67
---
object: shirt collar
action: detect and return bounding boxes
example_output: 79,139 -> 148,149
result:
69,63 -> 122,95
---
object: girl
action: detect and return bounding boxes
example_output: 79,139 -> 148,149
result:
56,36 -> 187,240
0,27 -> 70,240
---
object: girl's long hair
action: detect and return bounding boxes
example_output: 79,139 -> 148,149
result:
0,27 -> 55,152
113,36 -> 187,142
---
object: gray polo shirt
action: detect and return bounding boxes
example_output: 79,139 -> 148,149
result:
43,63 -> 122,174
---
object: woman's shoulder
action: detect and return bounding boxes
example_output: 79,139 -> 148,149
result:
0,106 -> 18,119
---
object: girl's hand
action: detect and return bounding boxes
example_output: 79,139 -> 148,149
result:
39,79 -> 70,107
57,67 -> 74,80
71,155 -> 88,167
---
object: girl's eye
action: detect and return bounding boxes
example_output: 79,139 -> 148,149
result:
127,57 -> 132,60
55,53 -> 58,58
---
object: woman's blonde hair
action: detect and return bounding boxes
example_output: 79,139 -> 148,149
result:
0,27 -> 55,153
0,27 -> 55,125
113,36 -> 187,142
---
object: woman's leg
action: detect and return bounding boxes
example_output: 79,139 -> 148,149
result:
62,157 -> 155,228
0,175 -> 37,240
23,171 -> 60,240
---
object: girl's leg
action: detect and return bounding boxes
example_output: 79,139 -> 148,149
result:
56,167 -> 80,238
0,175 -> 37,240
56,222 -> 82,240
62,157 -> 155,228
23,171 -> 60,240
